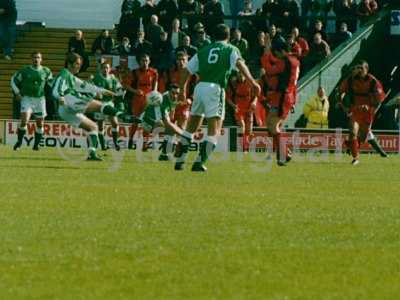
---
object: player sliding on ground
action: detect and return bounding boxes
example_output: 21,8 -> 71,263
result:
174,24 -> 261,172
11,51 -> 53,151
140,85 -> 186,161
90,62 -> 125,151
339,60 -> 387,165
52,53 -> 136,161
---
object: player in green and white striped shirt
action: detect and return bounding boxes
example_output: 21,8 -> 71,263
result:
11,52 -> 53,151
90,62 -> 125,151
175,24 -> 261,171
52,53 -> 137,161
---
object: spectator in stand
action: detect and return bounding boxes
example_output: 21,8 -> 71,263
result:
292,27 -> 309,60
261,0 -> 281,28
303,86 -> 329,128
169,18 -> 187,50
68,30 -> 89,73
118,0 -> 141,42
203,0 -> 224,36
238,1 -> 254,16
252,8 -> 267,33
157,0 -> 179,32
0,0 -> 17,60
333,22 -> 352,48
231,29 -> 249,61
287,33 -> 302,59
92,30 -> 114,57
309,19 -> 328,43
192,24 -> 211,49
132,29 -> 153,60
146,15 -> 164,49
279,0 -> 300,34
336,0 -> 358,33
269,24 -> 279,42
114,36 -> 132,56
142,0 -> 158,30
180,0 -> 202,34
175,35 -> 197,59
306,32 -> 331,70
357,0 -> 378,24
153,31 -> 174,72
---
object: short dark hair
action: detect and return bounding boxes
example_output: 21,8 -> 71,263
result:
215,24 -> 230,41
66,52 -> 81,66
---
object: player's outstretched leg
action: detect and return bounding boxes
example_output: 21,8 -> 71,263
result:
367,131 -> 387,157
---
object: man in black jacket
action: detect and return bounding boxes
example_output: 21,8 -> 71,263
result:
0,0 -> 17,60
91,30 -> 114,56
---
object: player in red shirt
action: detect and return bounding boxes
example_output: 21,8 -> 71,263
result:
261,38 -> 300,166
164,51 -> 196,130
339,60 -> 387,165
128,54 -> 158,150
227,71 -> 257,152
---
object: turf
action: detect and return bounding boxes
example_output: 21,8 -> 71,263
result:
0,146 -> 399,299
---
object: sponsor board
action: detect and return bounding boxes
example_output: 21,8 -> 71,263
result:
246,131 -> 400,153
2,120 -> 230,152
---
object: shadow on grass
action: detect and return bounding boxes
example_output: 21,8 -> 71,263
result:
0,156 -> 65,161
0,164 -> 104,170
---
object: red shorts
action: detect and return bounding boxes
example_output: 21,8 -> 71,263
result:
350,107 -> 374,127
131,96 -> 147,117
266,92 -> 295,119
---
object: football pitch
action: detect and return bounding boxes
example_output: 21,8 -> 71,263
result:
0,147 -> 399,299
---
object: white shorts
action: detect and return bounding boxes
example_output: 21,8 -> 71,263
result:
20,96 -> 47,118
58,105 -> 86,128
64,94 -> 91,114
191,82 -> 225,119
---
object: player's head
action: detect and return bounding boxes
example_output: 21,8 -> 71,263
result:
101,62 -> 111,76
66,52 -> 82,74
353,60 -> 369,78
215,24 -> 230,41
176,51 -> 188,69
31,51 -> 42,66
168,83 -> 180,101
271,36 -> 289,57
139,54 -> 150,69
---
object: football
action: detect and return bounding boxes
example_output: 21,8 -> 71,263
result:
146,91 -> 163,106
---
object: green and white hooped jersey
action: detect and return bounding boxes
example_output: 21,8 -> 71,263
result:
91,72 -> 124,102
11,65 -> 53,98
187,41 -> 241,89
52,68 -> 105,102
142,92 -> 177,128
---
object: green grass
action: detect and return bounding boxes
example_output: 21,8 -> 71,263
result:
1,146 -> 400,299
